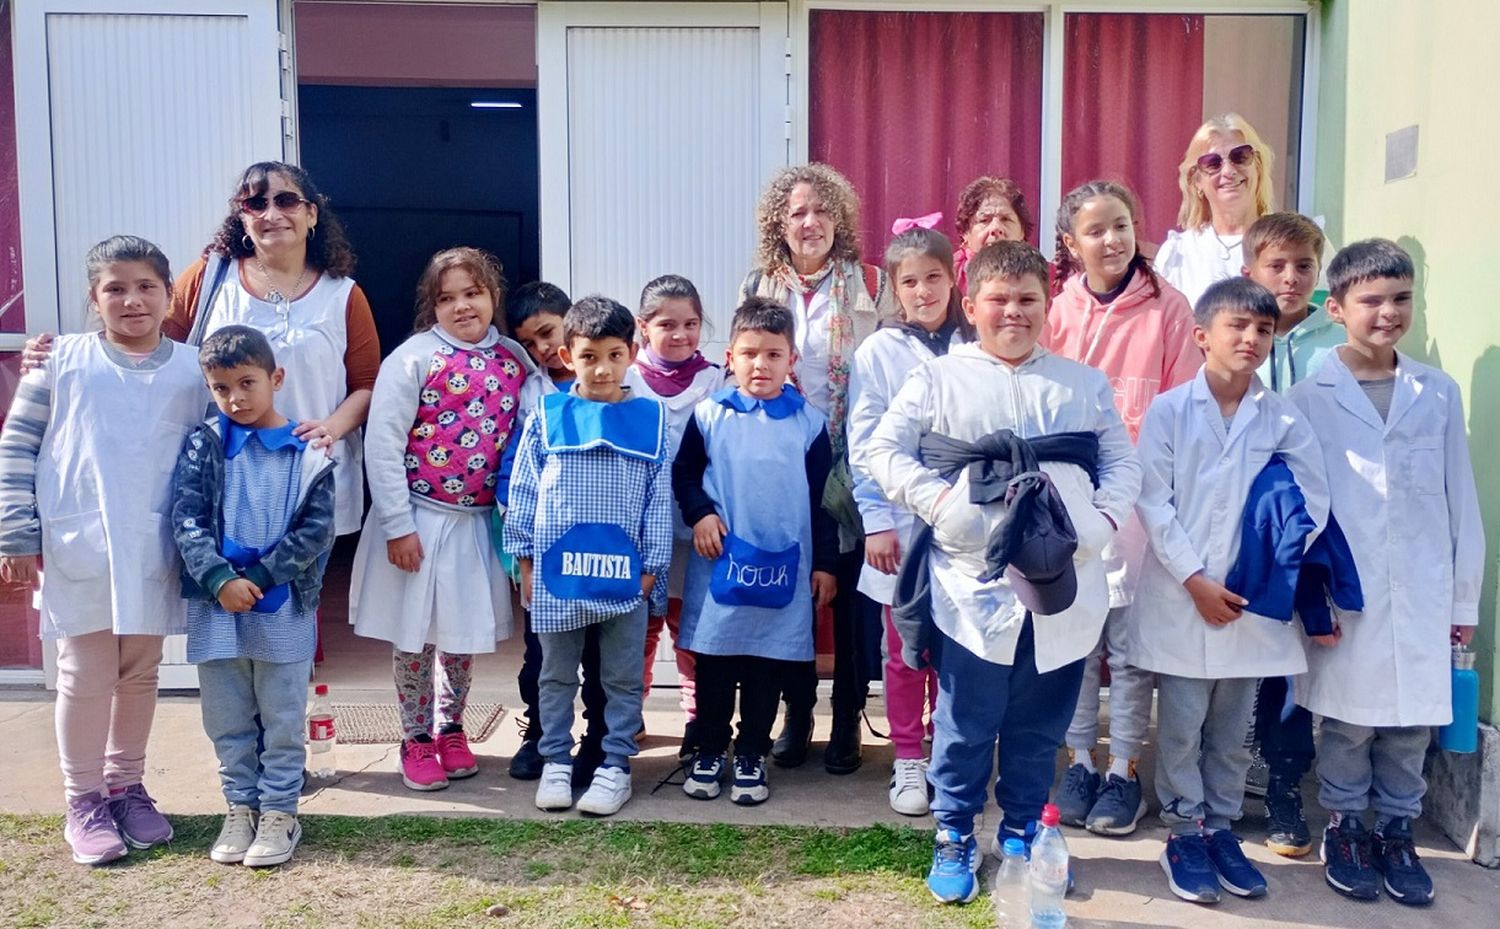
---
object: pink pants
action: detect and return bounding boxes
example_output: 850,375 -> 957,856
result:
884,610 -> 937,759
54,630 -> 164,800
642,597 -> 696,717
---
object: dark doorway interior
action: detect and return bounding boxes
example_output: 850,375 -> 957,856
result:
298,85 -> 539,355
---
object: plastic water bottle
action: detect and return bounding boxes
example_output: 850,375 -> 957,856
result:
307,683 -> 338,779
1028,804 -> 1069,929
1439,644 -> 1480,754
992,837 -> 1030,927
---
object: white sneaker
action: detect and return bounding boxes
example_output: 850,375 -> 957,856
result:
242,810 -> 300,867
534,762 -> 575,811
577,765 -> 632,816
889,758 -> 930,816
210,804 -> 259,864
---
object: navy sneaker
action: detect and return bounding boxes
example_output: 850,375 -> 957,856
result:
682,750 -> 726,800
1055,763 -> 1099,827
729,754 -> 769,806
1321,817 -> 1380,900
508,737 -> 544,781
1264,781 -> 1312,858
1374,818 -> 1434,906
927,829 -> 980,904
1086,774 -> 1147,835
1206,829 -> 1268,897
1161,833 -> 1221,904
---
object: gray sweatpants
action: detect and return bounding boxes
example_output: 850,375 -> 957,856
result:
1316,717 -> 1429,820
1065,607 -> 1154,762
1155,674 -> 1258,834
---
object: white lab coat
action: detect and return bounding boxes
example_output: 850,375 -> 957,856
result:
847,326 -> 963,604
867,344 -> 1140,672
1129,367 -> 1329,679
1288,350 -> 1485,726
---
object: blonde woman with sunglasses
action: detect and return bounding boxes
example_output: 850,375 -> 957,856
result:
1155,114 -> 1278,307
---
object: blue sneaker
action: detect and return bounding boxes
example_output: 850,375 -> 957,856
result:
681,751 -> 725,800
927,829 -> 980,904
729,754 -> 769,806
1205,829 -> 1268,897
1373,818 -> 1434,906
1085,774 -> 1147,835
1161,833 -> 1221,904
1055,763 -> 1099,827
1321,816 -> 1380,900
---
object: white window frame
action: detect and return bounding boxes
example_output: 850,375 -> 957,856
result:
788,0 -> 1319,258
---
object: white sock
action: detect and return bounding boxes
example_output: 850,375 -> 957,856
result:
1071,748 -> 1097,773
1106,755 -> 1134,781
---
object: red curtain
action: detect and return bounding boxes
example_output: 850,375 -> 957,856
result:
1,3 -> 23,335
1061,14 -> 1204,244
810,10 -> 1045,264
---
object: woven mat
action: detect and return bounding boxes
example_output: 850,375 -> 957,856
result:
332,702 -> 506,744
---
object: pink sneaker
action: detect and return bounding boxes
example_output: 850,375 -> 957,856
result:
398,737 -> 450,791
436,729 -> 479,779
64,793 -> 127,865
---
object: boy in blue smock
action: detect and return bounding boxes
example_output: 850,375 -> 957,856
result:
671,298 -> 839,806
504,295 -> 673,817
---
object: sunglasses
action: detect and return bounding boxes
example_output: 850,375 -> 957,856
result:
1195,144 -> 1256,176
240,191 -> 311,215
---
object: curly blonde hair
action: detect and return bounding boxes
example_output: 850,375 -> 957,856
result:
1175,113 -> 1277,230
753,163 -> 862,271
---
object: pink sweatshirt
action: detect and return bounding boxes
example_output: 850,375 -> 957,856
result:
1042,269 -> 1200,441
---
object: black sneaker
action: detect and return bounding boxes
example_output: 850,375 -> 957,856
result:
508,738 -> 545,781
1264,781 -> 1312,858
771,711 -> 813,769
1373,818 -> 1434,906
1321,817 -> 1380,900
572,735 -> 606,789
823,714 -> 863,775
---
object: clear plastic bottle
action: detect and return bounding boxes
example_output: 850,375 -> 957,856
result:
306,683 -> 337,780
1028,803 -> 1069,929
992,837 -> 1030,927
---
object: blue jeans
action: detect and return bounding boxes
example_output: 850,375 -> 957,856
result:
538,604 -> 647,769
928,618 -> 1086,838
198,657 -> 313,814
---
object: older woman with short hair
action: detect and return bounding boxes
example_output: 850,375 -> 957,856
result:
737,162 -> 892,777
952,175 -> 1035,291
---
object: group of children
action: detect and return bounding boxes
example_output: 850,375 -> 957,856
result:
0,172 -> 1483,916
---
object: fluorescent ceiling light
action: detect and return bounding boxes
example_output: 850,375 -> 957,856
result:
470,101 -> 523,109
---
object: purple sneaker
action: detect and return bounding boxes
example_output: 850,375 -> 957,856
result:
64,793 -> 127,865
109,784 -> 174,849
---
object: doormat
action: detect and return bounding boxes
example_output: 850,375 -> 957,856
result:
331,702 -> 506,745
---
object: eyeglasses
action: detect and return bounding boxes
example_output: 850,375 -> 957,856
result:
239,192 -> 311,215
1195,144 -> 1256,176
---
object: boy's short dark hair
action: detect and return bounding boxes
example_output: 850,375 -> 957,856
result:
199,324 -> 277,374
1327,238 -> 1415,301
729,296 -> 795,347
505,281 -> 571,333
1195,277 -> 1280,328
1243,212 -> 1325,264
965,240 -> 1050,299
563,295 -> 635,345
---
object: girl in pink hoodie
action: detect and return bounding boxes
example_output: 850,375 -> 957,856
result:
1043,179 -> 1200,836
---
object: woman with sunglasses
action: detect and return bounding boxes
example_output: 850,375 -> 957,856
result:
1155,113 -> 1278,307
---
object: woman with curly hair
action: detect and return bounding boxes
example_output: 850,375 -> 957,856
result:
737,162 -> 893,777
167,162 -> 380,537
951,176 -> 1035,292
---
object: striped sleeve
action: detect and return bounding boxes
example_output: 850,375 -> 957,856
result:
0,368 -> 54,555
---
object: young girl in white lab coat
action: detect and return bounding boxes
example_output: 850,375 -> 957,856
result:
0,236 -> 209,864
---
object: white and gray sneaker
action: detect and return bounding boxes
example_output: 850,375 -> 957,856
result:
243,810 -> 301,867
534,762 -> 575,811
889,758 -> 930,816
209,804 -> 259,864
682,751 -> 726,800
577,765 -> 632,816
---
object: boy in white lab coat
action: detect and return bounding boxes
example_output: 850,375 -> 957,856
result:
1289,239 -> 1485,907
1132,277 -> 1329,906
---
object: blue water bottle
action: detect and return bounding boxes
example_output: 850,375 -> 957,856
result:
1438,645 -> 1479,754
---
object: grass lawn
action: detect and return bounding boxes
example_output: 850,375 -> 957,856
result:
0,814 -> 999,929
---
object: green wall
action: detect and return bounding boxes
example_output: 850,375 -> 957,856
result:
1314,0 -> 1500,721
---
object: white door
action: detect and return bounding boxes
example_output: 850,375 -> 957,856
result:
538,2 -> 790,361
13,0 -> 287,689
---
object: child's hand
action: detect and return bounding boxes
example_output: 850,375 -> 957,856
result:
0,555 -> 40,589
1453,625 -> 1476,647
386,532 -> 424,573
1184,572 -> 1246,626
218,578 -> 263,613
811,570 -> 837,608
519,559 -> 534,609
865,530 -> 901,575
693,514 -> 728,559
1310,623 -> 1342,648
641,573 -> 657,600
